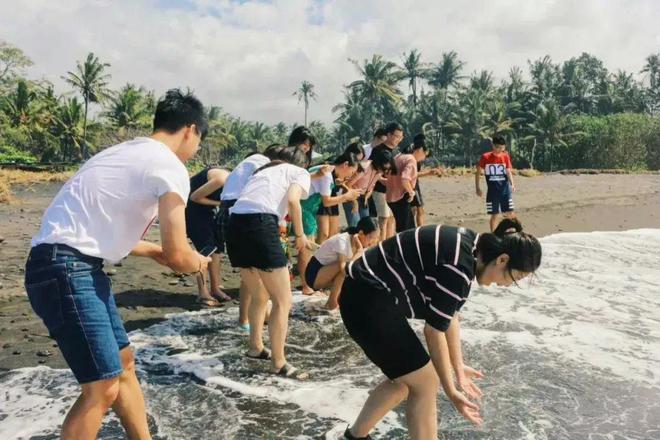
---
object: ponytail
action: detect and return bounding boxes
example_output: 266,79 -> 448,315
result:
475,218 -> 542,276
346,216 -> 379,235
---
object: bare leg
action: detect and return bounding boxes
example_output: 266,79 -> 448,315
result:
328,215 -> 340,238
238,280 -> 250,326
415,206 -> 425,227
317,215 -> 330,244
242,268 -> 269,356
350,362 -> 439,439
112,347 -> 151,439
61,377 -> 120,440
195,270 -> 209,299
489,213 -> 501,232
348,378 -> 409,438
378,217 -> 388,242
209,254 -> 230,300
386,216 -> 396,239
258,268 -> 293,371
298,235 -> 316,295
310,262 -> 344,310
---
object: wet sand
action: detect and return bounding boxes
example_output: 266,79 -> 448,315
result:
0,173 -> 658,371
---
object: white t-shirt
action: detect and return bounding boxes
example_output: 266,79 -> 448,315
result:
363,143 -> 374,160
308,165 -> 334,197
314,232 -> 353,265
31,137 -> 189,263
221,154 -> 270,201
230,163 -> 311,220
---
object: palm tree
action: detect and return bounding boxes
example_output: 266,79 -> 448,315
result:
427,51 -> 465,90
349,54 -> 403,121
52,97 -> 84,162
444,86 -> 491,166
63,52 -> 112,159
402,49 -> 426,110
640,53 -> 660,89
2,80 -> 37,126
641,53 -> 660,113
522,98 -> 580,171
103,84 -> 151,134
293,80 -> 317,126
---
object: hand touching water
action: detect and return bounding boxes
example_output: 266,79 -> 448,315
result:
458,365 -> 484,400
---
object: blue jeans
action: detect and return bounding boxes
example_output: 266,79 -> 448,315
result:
24,244 -> 129,383
342,196 -> 371,228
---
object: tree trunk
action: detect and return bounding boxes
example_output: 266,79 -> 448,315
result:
530,138 -> 537,170
82,98 -> 89,160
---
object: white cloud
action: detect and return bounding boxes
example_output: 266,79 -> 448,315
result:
1,0 -> 659,124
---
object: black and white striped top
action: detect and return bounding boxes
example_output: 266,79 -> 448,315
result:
347,225 -> 478,331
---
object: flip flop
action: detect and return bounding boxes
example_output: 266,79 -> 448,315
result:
272,363 -> 309,380
245,347 -> 271,360
196,297 -> 222,308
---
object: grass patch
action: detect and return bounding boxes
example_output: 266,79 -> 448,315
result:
0,179 -> 12,203
0,169 -> 73,204
515,168 -> 542,177
0,168 -> 73,185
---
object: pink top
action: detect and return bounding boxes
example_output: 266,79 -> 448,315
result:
352,161 -> 381,194
386,154 -> 418,203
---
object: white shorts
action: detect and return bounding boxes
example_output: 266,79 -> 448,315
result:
372,192 -> 392,218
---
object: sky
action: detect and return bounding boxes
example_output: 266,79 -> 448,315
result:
2,0 -> 659,124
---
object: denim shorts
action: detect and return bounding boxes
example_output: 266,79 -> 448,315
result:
24,244 -> 130,384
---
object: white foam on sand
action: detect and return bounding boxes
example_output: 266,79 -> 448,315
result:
463,229 -> 660,385
1,229 -> 659,438
0,366 -> 77,439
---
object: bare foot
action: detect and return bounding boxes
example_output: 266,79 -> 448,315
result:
211,289 -> 232,302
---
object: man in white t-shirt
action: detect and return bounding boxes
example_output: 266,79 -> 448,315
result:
362,126 -> 388,161
24,89 -> 211,439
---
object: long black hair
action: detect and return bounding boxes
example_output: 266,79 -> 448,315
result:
333,150 -> 361,167
475,218 -> 542,281
346,216 -> 379,235
253,145 -> 309,174
369,147 -> 394,173
344,142 -> 365,160
288,126 -> 316,163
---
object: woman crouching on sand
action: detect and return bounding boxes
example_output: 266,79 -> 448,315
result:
225,145 -> 313,380
304,217 -> 380,310
340,218 -> 541,439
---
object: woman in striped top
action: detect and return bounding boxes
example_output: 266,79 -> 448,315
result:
340,218 -> 542,439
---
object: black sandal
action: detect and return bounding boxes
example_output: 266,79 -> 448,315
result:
272,363 -> 309,380
344,426 -> 372,440
245,348 -> 271,360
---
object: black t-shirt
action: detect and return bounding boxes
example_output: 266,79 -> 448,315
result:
347,225 -> 478,331
371,144 -> 397,193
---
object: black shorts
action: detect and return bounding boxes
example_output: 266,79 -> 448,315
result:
304,256 -> 323,288
317,187 -> 340,216
218,199 -> 236,240
186,206 -> 224,254
225,213 -> 288,270
486,189 -> 514,214
410,181 -> 424,208
388,197 -> 415,233
339,277 -> 430,380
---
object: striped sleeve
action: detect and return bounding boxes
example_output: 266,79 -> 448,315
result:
423,264 -> 470,331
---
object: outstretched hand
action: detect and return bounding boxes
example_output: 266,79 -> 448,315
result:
458,365 -> 484,400
450,390 -> 482,426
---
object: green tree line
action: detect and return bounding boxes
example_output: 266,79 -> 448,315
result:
1,40 -> 659,170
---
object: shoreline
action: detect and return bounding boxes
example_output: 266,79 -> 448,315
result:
1,173 -> 658,372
